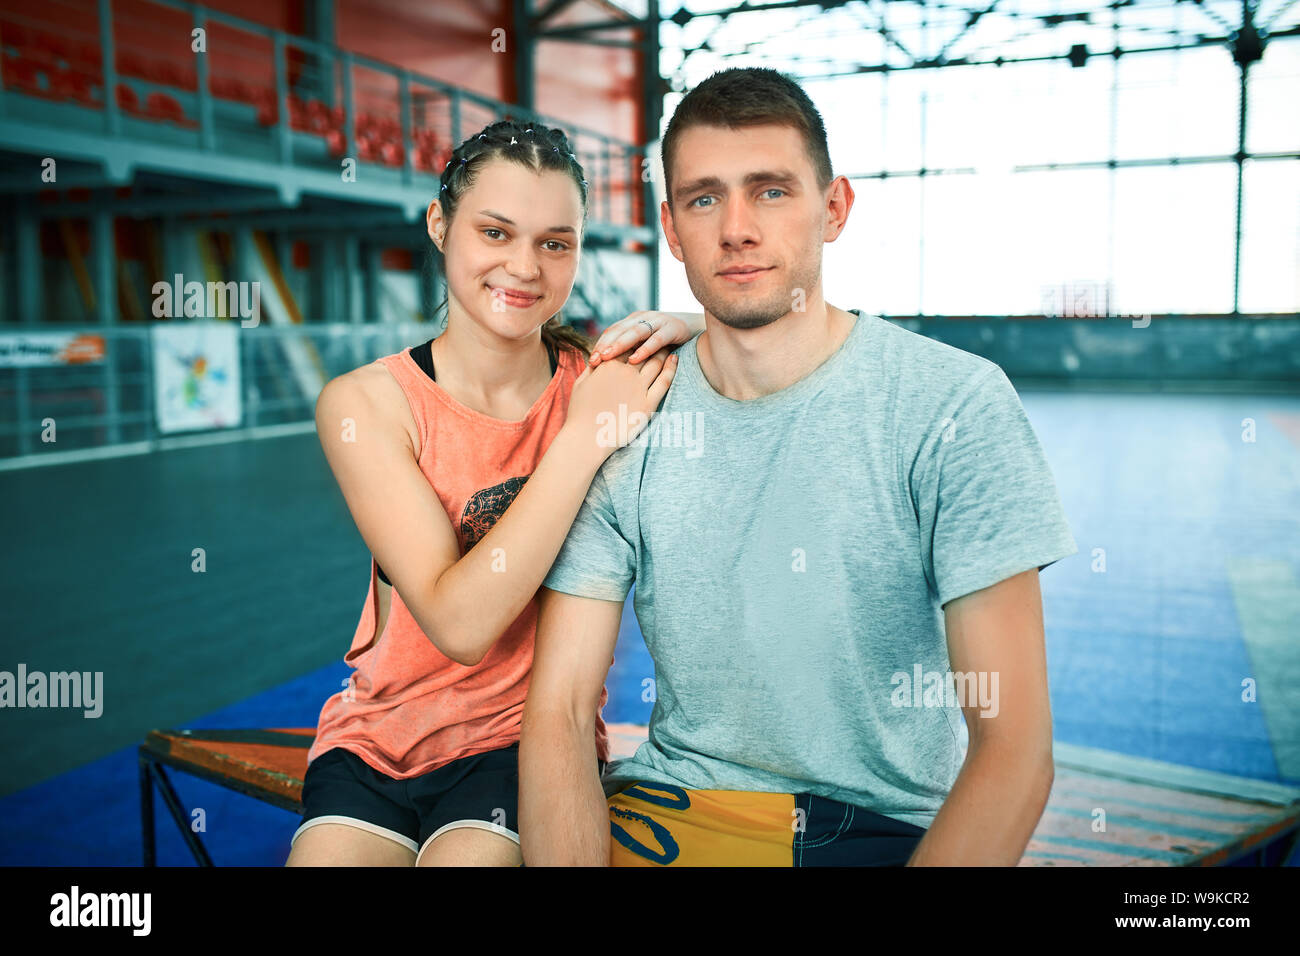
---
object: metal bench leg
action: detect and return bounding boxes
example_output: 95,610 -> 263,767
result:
1279,828 -> 1300,867
147,761 -> 215,867
139,750 -> 155,867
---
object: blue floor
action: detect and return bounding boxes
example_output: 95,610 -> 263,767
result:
1,389 -> 1297,865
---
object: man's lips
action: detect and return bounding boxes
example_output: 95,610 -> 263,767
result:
718,266 -> 773,283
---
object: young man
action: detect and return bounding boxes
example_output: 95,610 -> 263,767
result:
518,67 -> 1078,866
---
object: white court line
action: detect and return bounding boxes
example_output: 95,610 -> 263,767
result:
0,421 -> 318,472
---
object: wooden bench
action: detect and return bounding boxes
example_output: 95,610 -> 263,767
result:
139,724 -> 1300,866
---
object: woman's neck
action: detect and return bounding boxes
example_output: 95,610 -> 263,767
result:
429,316 -> 554,420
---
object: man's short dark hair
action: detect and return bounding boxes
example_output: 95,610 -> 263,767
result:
660,67 -> 834,209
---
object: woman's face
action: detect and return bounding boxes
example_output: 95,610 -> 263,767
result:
428,159 -> 583,343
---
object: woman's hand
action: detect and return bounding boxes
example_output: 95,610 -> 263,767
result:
563,345 -> 678,466
588,311 -> 705,368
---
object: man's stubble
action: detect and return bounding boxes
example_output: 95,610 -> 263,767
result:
684,238 -> 824,331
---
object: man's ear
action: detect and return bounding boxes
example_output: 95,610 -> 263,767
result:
660,200 -> 684,264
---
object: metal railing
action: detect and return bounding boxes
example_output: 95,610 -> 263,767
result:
0,0 -> 647,227
0,322 -> 440,464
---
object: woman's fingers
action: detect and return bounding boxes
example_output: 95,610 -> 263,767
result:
646,352 -> 678,408
627,329 -> 667,364
601,326 -> 642,362
636,348 -> 668,382
597,311 -> 669,364
592,313 -> 643,357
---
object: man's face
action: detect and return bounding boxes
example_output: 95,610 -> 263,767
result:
661,123 -> 839,330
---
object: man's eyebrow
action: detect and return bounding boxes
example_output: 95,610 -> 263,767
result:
674,170 -> 801,201
477,210 -> 577,235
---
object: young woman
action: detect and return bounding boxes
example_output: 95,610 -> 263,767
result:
285,120 -> 703,867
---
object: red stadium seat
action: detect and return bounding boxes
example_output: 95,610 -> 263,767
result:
75,43 -> 102,70
150,60 -> 182,87
145,91 -> 185,124
115,82 -> 138,113
2,55 -> 42,95
116,51 -> 147,79
32,31 -> 70,65
0,21 -> 33,51
52,67 -> 96,105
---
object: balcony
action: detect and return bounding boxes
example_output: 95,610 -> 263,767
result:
0,0 -> 652,242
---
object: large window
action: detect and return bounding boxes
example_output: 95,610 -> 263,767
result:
657,0 -> 1300,316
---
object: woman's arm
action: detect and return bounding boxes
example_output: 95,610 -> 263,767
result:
315,346 -> 675,667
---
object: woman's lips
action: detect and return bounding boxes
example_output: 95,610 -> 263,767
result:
488,285 -> 540,307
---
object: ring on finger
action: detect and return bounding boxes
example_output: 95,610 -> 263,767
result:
637,318 -> 654,335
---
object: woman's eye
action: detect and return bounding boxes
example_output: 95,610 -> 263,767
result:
544,241 -> 568,252
484,228 -> 504,239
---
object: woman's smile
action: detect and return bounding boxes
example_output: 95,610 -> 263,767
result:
486,283 -> 542,308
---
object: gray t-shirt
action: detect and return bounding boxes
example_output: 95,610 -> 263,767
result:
542,310 -> 1077,829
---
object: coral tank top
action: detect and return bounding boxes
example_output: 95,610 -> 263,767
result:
308,339 -> 611,778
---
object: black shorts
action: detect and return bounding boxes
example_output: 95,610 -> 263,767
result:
292,744 -> 605,862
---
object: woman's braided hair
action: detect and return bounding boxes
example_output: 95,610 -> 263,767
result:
429,119 -> 593,360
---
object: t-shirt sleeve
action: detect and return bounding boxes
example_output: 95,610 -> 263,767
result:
542,468 -> 636,603
911,364 -> 1078,608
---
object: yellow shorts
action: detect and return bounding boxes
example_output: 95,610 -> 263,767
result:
606,781 -> 927,866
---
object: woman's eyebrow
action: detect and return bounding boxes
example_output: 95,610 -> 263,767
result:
478,210 -> 577,235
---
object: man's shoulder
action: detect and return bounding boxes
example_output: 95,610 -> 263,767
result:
589,340 -> 705,504
869,315 -> 1003,404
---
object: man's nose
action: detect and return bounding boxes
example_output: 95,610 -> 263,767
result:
719,196 -> 760,247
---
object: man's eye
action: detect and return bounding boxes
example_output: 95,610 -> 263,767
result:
690,195 -> 714,208
763,188 -> 786,199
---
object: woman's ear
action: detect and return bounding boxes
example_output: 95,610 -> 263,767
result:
426,200 -> 446,250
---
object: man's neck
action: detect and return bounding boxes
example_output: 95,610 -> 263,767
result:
695,302 -> 856,401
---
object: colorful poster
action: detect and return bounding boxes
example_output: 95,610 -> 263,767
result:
0,332 -> 105,367
152,322 -> 242,433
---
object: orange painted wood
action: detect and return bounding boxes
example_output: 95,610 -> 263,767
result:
142,723 -> 1299,866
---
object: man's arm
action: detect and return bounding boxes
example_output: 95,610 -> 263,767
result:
905,568 -> 1056,866
519,587 -> 624,866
